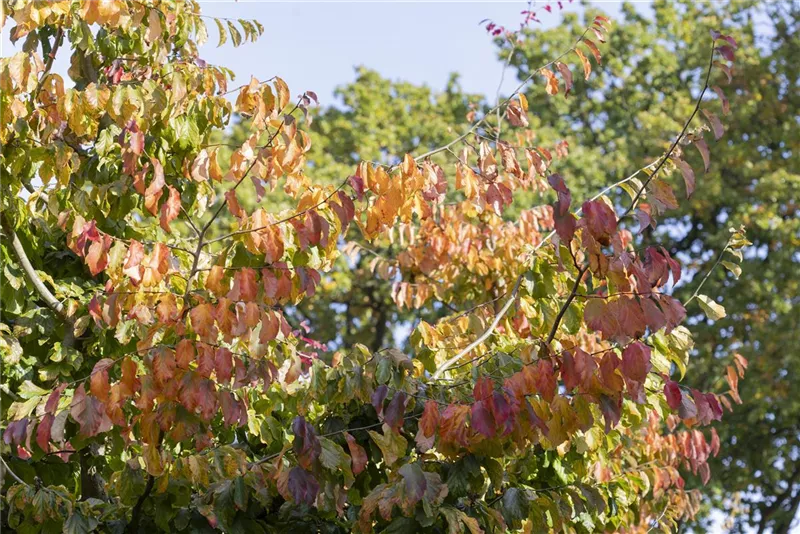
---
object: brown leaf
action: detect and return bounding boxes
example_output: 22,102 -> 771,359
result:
582,38 -> 602,64
711,85 -> 730,115
694,138 -> 711,172
673,157 -> 696,198
555,62 -> 573,96
345,432 -> 368,475
573,48 -> 591,80
702,109 -> 725,140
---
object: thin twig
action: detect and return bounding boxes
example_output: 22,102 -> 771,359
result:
684,237 -> 732,306
0,456 -> 30,486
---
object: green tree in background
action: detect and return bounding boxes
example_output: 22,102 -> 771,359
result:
505,1 -> 799,532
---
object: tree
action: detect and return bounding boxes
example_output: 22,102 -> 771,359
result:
504,1 -> 799,531
1,1 -> 747,532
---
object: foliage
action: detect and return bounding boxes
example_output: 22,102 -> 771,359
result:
0,1 -> 751,533
504,1 -> 799,531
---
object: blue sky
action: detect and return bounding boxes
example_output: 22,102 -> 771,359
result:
197,1 -> 630,106
1,1 -> 640,104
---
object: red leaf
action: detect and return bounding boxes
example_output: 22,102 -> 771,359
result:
540,67 -> 559,96
90,358 -> 114,402
657,294 -> 686,333
599,394 -> 621,433
713,60 -> 733,84
228,268 -> 259,302
36,414 -> 53,452
45,384 -> 67,415
622,341 -> 652,383
715,44 -> 735,62
573,48 -> 591,80
418,400 -> 440,438
471,400 -> 495,438
120,357 -> 139,397
399,463 -> 428,506
533,359 -> 556,402
176,339 -> 195,369
548,173 -> 571,215
349,174 -> 364,200
215,348 -> 233,384
226,189 -> 243,218
159,185 -> 181,233
190,303 -> 216,338
581,200 -> 617,245
85,234 -> 112,276
641,297 -> 667,333
710,428 -> 721,457
562,348 -> 596,391
153,348 -> 176,385
345,432 -> 368,475
220,390 -> 244,427
664,380 -> 682,410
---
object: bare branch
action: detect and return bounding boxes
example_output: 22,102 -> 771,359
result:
2,219 -> 71,323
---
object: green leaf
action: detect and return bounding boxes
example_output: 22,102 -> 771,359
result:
64,511 -> 99,534
720,261 -> 741,279
501,487 -> 530,524
368,427 -> 407,467
697,294 -> 727,320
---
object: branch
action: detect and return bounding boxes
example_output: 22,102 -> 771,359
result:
127,474 -> 155,533
430,37 -> 718,378
545,264 -> 589,345
412,24 -> 596,163
431,276 -> 522,379
0,456 -> 30,487
684,236 -> 732,307
620,40 -> 716,220
2,218 -> 71,323
429,164 -> 653,379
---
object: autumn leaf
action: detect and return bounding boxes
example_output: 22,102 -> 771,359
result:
159,186 -> 181,232
345,432 -> 368,475
573,48 -> 592,80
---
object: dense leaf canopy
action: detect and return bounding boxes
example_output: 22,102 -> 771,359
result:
0,1 -> 779,533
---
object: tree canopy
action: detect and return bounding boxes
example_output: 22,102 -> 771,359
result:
0,1 -> 768,533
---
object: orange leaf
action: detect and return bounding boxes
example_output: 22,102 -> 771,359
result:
159,185 -> 181,233
144,158 -> 165,216
573,48 -> 591,80
345,432 -> 368,475
540,67 -> 559,96
582,38 -> 602,64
